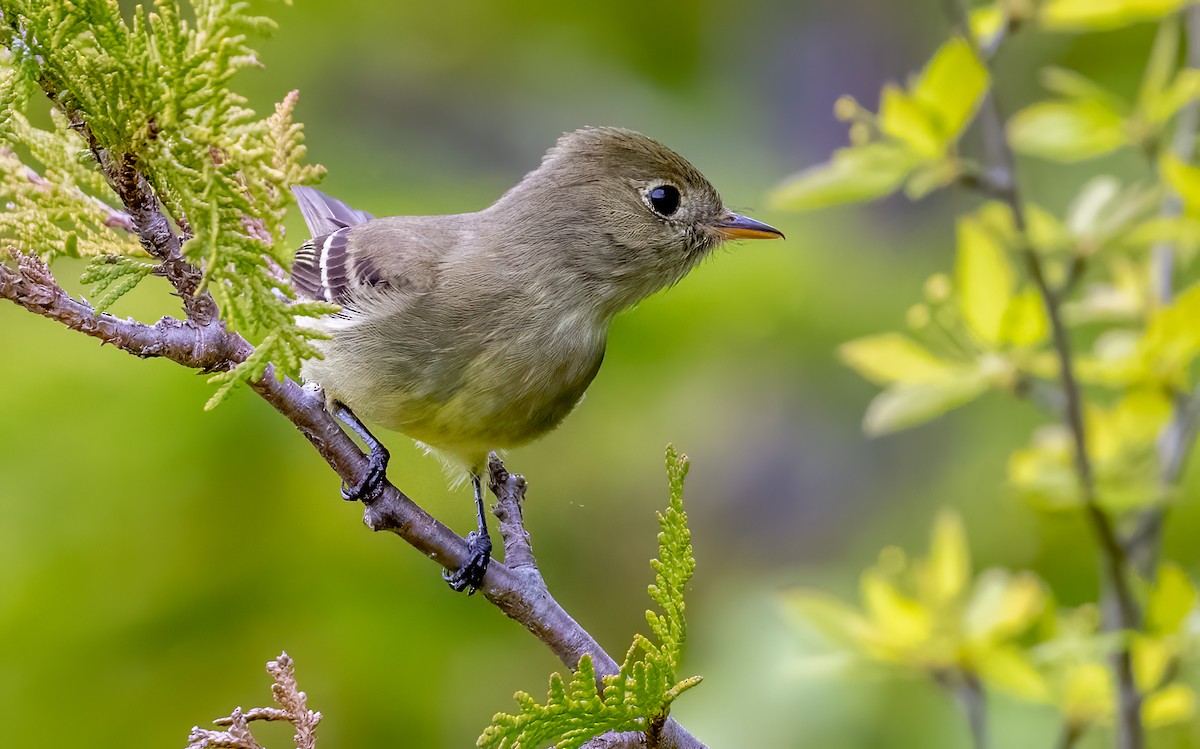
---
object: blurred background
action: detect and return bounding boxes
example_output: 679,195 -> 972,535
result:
2,1 -> 1198,746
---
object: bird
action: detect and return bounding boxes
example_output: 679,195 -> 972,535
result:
290,126 -> 783,592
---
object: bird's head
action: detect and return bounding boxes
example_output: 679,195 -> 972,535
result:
493,126 -> 783,315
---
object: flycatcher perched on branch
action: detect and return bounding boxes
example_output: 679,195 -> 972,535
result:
291,126 -> 782,591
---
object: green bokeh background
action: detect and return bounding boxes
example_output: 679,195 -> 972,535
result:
3,1 -> 1200,747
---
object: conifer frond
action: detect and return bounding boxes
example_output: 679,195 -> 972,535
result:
478,446 -> 702,749
80,254 -> 155,312
0,0 -> 331,403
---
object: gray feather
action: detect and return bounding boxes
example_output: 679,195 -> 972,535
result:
292,185 -> 375,237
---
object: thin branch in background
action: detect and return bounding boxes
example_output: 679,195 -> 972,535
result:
946,2 -> 1145,748
935,669 -> 989,749
1056,723 -> 1087,749
1127,4 -> 1200,579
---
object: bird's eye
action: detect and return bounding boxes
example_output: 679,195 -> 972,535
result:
647,185 -> 681,217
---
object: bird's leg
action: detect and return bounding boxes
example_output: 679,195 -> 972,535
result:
442,472 -> 493,594
333,402 -> 390,503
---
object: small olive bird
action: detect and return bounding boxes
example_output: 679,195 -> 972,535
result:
291,126 -> 782,592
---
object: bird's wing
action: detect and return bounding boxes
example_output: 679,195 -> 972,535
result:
292,215 -> 446,306
292,185 -> 376,237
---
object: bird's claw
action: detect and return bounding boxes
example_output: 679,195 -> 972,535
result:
340,449 -> 389,502
443,529 -> 493,594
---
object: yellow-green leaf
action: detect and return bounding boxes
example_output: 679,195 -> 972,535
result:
905,160 -> 963,200
1143,683 -> 1196,728
911,36 -> 989,144
1149,69 -> 1200,125
880,85 -> 942,158
839,333 -> 956,385
925,511 -> 970,603
1134,635 -> 1173,692
1041,67 -> 1127,109
1146,564 -> 1198,635
977,646 -> 1051,701
1062,662 -> 1114,726
1161,153 -> 1200,210
1008,100 -> 1128,162
1039,0 -> 1189,31
1009,426 -> 1080,509
956,214 -> 1014,343
771,143 -> 917,211
965,569 -> 1046,642
864,375 -> 989,436
970,6 -> 1006,49
1137,16 -> 1179,119
1001,287 -> 1049,347
861,571 -> 931,655
780,590 -> 877,651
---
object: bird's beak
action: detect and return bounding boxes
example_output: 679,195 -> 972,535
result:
713,212 -> 785,241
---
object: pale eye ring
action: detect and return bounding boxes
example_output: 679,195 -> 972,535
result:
646,184 -> 681,217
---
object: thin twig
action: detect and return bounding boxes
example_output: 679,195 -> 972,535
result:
936,670 -> 988,749
1055,722 -> 1086,749
489,452 -> 538,573
946,4 -> 1145,748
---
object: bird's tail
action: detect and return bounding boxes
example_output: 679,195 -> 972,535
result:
291,185 -> 376,238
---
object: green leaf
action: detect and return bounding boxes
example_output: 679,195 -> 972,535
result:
863,375 -> 989,436
1001,287 -> 1049,347
1161,153 -> 1200,209
1149,69 -> 1200,125
780,590 -> 876,650
1039,0 -> 1190,31
1041,67 -> 1127,109
956,213 -> 1015,344
770,143 -> 917,211
977,646 -> 1050,701
911,36 -> 989,144
860,571 -> 931,648
879,85 -> 942,158
838,333 -> 957,385
1143,683 -> 1196,728
1146,564 -> 1198,636
1008,100 -> 1128,162
479,446 -> 701,749
1137,17 -> 1179,120
79,254 -> 155,313
926,511 -> 969,603
964,570 -> 1046,643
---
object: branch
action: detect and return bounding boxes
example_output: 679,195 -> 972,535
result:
0,255 -> 705,749
947,4 -> 1144,749
936,670 -> 988,749
489,452 -> 537,573
580,733 -> 649,749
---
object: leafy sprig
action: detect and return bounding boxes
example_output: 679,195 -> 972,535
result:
0,0 -> 333,406
478,446 -> 702,749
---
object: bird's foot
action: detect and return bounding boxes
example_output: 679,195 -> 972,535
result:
442,529 -> 493,594
340,444 -> 389,502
